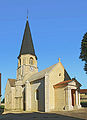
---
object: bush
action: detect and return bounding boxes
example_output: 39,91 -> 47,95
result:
0,105 -> 4,109
1,98 -> 5,103
81,102 -> 87,107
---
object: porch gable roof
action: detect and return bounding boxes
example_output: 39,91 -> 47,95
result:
53,79 -> 81,89
53,80 -> 72,88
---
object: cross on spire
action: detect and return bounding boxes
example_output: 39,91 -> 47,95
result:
27,9 -> 29,21
58,58 -> 61,62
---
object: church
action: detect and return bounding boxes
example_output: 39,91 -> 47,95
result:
5,17 -> 81,112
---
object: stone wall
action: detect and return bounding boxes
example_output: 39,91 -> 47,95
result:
55,87 -> 65,111
30,78 -> 45,112
48,62 -> 65,111
5,81 -> 12,110
17,54 -> 38,82
80,93 -> 87,102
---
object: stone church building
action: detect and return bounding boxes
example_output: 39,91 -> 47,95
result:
5,17 -> 81,112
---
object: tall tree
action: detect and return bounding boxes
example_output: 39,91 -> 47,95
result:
79,32 -> 87,73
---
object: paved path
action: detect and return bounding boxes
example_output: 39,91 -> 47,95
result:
0,108 -> 87,120
0,112 -> 84,120
54,108 -> 87,120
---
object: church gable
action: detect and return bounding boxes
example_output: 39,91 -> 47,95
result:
5,80 -> 11,92
5,78 -> 15,92
49,62 -> 65,85
5,79 -> 13,110
8,79 -> 16,87
48,61 -> 71,86
68,78 -> 81,88
47,61 -> 66,111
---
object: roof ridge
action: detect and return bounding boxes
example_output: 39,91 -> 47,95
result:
28,63 -> 57,82
38,63 -> 57,73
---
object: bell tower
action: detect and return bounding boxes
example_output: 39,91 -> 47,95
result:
17,17 -> 38,80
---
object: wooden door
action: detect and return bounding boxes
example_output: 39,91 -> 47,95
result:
71,89 -> 75,106
23,88 -> 26,111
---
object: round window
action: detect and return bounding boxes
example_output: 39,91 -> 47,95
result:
59,73 -> 61,76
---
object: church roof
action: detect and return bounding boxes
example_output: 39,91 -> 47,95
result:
28,62 -> 71,83
8,79 -> 16,87
28,64 -> 56,82
18,18 -> 37,59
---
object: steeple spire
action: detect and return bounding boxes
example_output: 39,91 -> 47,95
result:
18,18 -> 37,59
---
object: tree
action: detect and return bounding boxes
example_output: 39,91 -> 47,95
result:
79,32 -> 87,73
1,98 -> 5,103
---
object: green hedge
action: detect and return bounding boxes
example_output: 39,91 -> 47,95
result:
81,102 -> 87,107
0,105 -> 4,109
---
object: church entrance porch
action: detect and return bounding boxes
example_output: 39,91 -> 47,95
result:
54,79 -> 81,111
65,88 -> 81,111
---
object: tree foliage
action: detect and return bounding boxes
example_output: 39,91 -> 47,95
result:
1,98 -> 5,103
79,32 -> 87,73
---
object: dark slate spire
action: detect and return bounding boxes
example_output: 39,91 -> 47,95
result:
18,17 -> 37,59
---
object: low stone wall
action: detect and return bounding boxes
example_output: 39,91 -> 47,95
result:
80,94 -> 87,102
81,102 -> 87,107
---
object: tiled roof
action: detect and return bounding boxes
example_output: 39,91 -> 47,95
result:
28,64 -> 56,82
64,69 -> 71,80
80,89 -> 87,93
53,80 -> 72,88
8,79 -> 16,87
18,19 -> 37,59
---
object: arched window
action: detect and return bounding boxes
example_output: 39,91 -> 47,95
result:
29,57 -> 33,65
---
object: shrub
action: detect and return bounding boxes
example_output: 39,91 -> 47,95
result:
81,102 -> 87,107
0,105 -> 4,109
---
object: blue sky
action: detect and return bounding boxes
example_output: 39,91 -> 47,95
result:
0,0 -> 87,100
